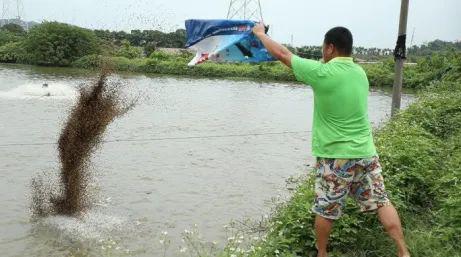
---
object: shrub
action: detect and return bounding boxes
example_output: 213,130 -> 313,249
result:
0,29 -> 22,47
1,23 -> 25,34
0,41 -> 26,63
115,40 -> 143,59
21,21 -> 100,66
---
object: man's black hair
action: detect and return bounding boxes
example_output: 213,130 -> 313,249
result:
324,27 -> 353,56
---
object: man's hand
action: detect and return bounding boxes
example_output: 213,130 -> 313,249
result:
252,22 -> 266,37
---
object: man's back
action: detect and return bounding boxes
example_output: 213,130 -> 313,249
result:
292,55 -> 376,158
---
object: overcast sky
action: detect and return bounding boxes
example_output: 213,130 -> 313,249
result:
5,0 -> 461,48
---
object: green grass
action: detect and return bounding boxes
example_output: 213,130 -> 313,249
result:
71,53 -> 296,83
212,55 -> 461,257
70,51 -> 460,89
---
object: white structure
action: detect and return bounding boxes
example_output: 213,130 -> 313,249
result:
227,0 -> 264,21
1,0 -> 23,20
0,0 -> 35,30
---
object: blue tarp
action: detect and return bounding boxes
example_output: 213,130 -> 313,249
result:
185,19 -> 275,65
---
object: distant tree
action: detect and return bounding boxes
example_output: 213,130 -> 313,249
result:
129,29 -> 144,46
93,28 -> 187,49
22,21 -> 100,66
0,41 -> 26,63
295,45 -> 322,59
168,29 -> 186,48
407,40 -> 461,56
144,41 -> 157,57
0,30 -> 22,47
1,23 -> 25,34
94,29 -> 112,41
115,40 -> 142,59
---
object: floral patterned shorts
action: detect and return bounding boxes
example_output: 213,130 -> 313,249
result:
312,156 -> 391,220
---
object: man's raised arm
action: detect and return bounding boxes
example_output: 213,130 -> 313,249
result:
253,22 -> 293,68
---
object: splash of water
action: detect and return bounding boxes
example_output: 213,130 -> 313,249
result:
0,83 -> 78,99
31,67 -> 135,217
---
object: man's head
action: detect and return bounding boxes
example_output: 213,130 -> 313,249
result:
322,27 -> 353,62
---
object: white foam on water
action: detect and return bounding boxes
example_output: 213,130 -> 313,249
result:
38,211 -> 126,241
0,83 -> 78,100
30,211 -> 136,256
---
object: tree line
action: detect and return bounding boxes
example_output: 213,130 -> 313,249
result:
0,21 -> 459,67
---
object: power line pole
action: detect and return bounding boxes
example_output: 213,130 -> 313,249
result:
2,1 -> 9,20
391,0 -> 410,116
410,27 -> 416,47
1,0 -> 23,20
16,0 -> 21,19
227,0 -> 264,21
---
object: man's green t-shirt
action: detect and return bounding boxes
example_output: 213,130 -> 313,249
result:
291,55 -> 377,158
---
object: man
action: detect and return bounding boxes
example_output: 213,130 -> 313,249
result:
252,24 -> 410,257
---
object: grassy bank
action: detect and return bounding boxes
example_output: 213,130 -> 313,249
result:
211,56 -> 460,257
70,51 -> 460,89
72,52 -> 297,82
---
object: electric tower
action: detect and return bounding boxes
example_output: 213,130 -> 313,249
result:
227,0 -> 264,21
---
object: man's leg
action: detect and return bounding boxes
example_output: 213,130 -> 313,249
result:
377,204 -> 410,257
315,215 -> 334,257
353,157 -> 410,257
312,158 -> 354,257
